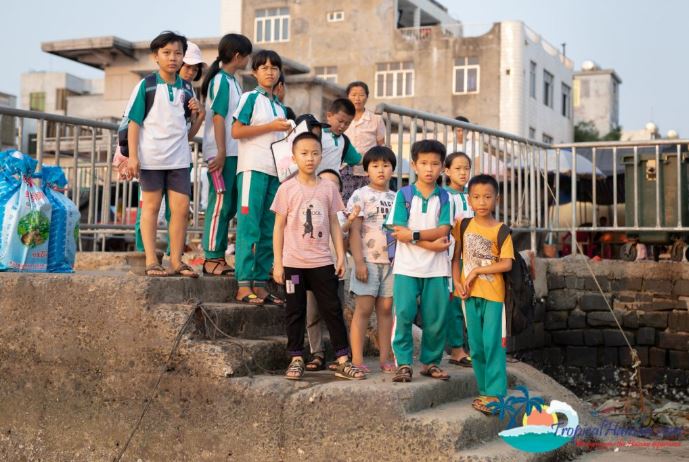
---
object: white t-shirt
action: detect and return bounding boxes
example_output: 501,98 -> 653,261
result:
384,185 -> 453,278
203,70 -> 242,160
446,187 -> 474,260
317,129 -> 361,175
124,73 -> 191,170
347,185 -> 396,264
233,86 -> 287,176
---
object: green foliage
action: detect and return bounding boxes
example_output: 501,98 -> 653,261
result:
575,121 -> 622,142
17,210 -> 50,248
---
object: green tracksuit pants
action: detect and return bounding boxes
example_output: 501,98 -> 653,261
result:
235,170 -> 279,287
464,296 -> 507,397
202,157 -> 238,259
392,274 -> 450,367
446,296 -> 466,349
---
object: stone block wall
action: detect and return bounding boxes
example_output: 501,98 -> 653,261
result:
518,256 -> 689,401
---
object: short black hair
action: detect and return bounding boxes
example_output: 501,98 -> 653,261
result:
329,98 -> 355,116
411,139 -> 446,162
318,169 -> 343,192
252,50 -> 283,72
292,131 -> 322,152
444,151 -> 472,169
455,115 -> 470,123
363,146 -> 397,171
467,174 -> 499,194
346,81 -> 369,97
273,72 -> 285,90
150,31 -> 188,54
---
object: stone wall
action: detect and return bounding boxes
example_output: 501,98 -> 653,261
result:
518,256 -> 689,401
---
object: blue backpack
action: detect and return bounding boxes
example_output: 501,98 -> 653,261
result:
386,185 -> 450,261
117,73 -> 195,157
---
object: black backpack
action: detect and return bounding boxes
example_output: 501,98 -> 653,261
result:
459,218 -> 535,336
117,73 -> 194,157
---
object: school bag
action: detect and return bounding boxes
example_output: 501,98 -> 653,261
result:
458,217 -> 535,336
386,185 -> 450,261
117,73 -> 195,157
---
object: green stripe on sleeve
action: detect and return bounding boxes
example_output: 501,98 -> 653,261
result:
210,75 -> 230,118
126,80 -> 146,126
233,91 -> 259,125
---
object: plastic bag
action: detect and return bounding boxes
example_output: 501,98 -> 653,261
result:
0,150 -> 51,272
42,165 -> 80,272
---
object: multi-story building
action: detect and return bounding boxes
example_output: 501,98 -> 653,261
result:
573,60 -> 622,137
222,0 -> 575,142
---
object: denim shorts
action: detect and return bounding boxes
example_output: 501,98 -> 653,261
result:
349,261 -> 393,298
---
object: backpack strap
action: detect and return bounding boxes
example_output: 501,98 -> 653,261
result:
497,224 -> 511,253
181,80 -> 194,121
142,73 -> 159,121
400,184 -> 414,208
459,217 -> 472,247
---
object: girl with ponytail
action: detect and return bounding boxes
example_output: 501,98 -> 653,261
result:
200,34 -> 252,276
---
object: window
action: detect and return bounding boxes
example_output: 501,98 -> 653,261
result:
542,133 -> 553,144
529,61 -> 537,99
375,62 -> 414,98
29,92 -> 45,112
55,88 -> 77,111
543,70 -> 554,108
528,127 -> 536,140
314,66 -> 338,83
561,83 -> 571,118
255,8 -> 289,43
452,57 -> 480,94
327,10 -> 344,22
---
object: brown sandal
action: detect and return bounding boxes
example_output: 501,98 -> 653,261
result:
420,364 -> 450,381
393,365 -> 413,383
305,355 -> 325,371
472,396 -> 498,416
171,262 -> 199,278
145,263 -> 168,277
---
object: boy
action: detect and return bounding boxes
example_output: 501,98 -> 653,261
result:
126,31 -> 199,277
271,132 -> 365,381
318,98 -> 361,176
348,146 -> 398,373
385,139 -> 453,383
452,174 -> 514,414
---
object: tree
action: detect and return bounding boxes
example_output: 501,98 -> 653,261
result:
575,121 -> 622,142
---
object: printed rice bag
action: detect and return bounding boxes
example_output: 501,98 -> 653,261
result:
0,151 -> 51,272
42,165 -> 80,272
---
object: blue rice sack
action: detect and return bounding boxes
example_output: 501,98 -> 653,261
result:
42,165 -> 80,272
0,151 -> 51,272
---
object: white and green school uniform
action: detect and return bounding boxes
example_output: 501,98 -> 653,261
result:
126,73 -> 191,251
446,186 -> 473,350
384,184 -> 452,367
202,70 -> 243,259
232,86 -> 287,287
317,129 -> 361,175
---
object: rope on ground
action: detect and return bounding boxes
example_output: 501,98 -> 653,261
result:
575,242 -> 646,416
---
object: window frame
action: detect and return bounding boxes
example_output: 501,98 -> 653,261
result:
529,61 -> 537,99
326,10 -> 344,22
29,92 -> 46,112
561,82 -> 571,118
314,65 -> 338,83
542,133 -> 554,144
452,57 -> 480,95
255,7 -> 290,44
543,70 -> 554,108
374,62 -> 415,99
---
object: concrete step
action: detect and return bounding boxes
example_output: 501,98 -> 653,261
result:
193,302 -> 286,339
453,436 -> 573,462
191,336 -> 289,377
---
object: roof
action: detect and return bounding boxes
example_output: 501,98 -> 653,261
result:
41,36 -> 310,75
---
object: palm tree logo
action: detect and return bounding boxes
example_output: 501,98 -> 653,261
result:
487,385 -> 546,429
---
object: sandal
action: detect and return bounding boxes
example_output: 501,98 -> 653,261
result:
171,263 -> 199,278
353,363 -> 370,373
449,356 -> 472,367
262,293 -> 285,307
472,396 -> 498,416
305,355 -> 325,371
327,361 -> 339,372
393,365 -> 413,383
420,364 -> 450,381
380,361 -> 396,374
235,293 -> 264,306
285,358 -> 305,380
334,361 -> 366,380
145,263 -> 169,277
202,258 -> 233,276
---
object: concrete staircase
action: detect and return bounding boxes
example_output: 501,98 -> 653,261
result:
0,262 -> 597,461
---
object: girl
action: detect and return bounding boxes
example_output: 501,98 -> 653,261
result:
200,34 -> 252,276
180,41 -> 207,139
231,50 -> 292,305
342,81 -> 386,201
444,151 -> 474,366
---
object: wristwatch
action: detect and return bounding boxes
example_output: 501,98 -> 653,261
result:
411,231 -> 421,244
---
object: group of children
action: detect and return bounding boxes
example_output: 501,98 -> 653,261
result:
125,30 -> 515,414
